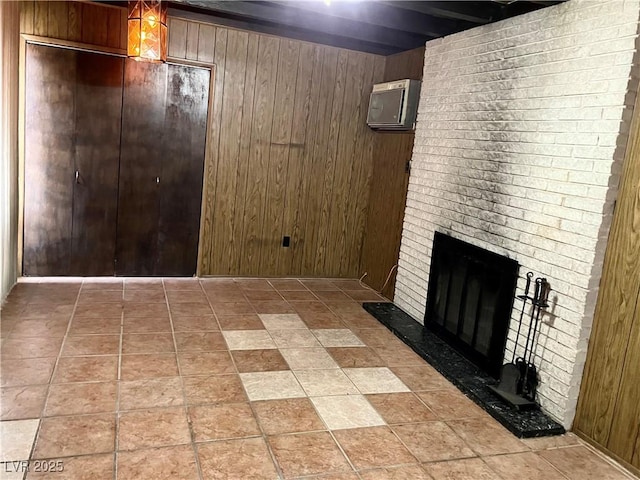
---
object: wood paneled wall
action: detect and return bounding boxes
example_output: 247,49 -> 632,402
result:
167,17 -> 385,277
574,81 -> 640,474
360,47 -> 424,298
20,1 -> 127,51
1,1 -> 20,301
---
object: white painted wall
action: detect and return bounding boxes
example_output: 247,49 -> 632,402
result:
0,1 -> 20,303
394,0 -> 640,428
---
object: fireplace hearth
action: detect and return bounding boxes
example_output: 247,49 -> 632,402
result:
424,232 -> 519,378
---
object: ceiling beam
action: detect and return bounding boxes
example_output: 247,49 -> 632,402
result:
268,1 -> 469,37
384,1 -> 498,24
170,0 -> 430,51
168,6 -> 405,55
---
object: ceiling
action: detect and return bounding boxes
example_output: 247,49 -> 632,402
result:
168,0 -> 564,55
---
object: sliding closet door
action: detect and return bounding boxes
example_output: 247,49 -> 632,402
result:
24,44 -> 123,276
116,60 -> 209,276
24,44 -> 76,275
116,60 -> 165,276
70,52 -> 124,275
157,64 -> 209,275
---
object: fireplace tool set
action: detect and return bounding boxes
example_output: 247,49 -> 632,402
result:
489,272 -> 551,410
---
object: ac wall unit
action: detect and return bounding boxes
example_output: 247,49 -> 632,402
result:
366,79 -> 421,131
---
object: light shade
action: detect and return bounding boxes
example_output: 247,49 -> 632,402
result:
128,0 -> 168,62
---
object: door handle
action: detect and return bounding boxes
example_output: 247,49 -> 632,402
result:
75,170 -> 79,184
156,176 -> 160,184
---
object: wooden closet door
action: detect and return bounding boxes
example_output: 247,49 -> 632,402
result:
115,60 -> 166,276
23,44 -> 77,275
156,64 -> 210,276
70,51 -> 124,275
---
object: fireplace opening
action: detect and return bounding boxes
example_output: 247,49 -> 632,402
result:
424,232 -> 519,378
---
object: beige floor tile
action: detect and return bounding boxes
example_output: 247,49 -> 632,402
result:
183,374 -> 247,405
259,314 -> 307,330
119,377 -> 184,410
171,315 -> 219,332
222,330 -> 276,350
61,335 -> 121,356
0,358 -> 56,387
311,395 -> 385,430
1,385 -> 46,421
366,393 -> 437,424
392,422 -> 476,463
189,402 -> 260,441
447,417 -> 528,456
343,367 -> 410,394
122,333 -> 174,354
117,446 -> 198,480
53,356 -> 118,383
25,453 -> 114,479
118,407 -> 190,451
240,371 -> 306,401
295,370 -> 359,396
280,348 -> 339,370
33,414 -> 115,459
333,426 -> 416,469
198,437 -> 278,480
417,389 -> 486,420
539,446 -> 633,480
326,347 -> 385,368
270,329 -> 321,348
359,465 -> 432,480
269,431 -> 352,478
312,329 -> 365,347
423,457 -> 498,480
178,351 -> 235,375
120,353 -> 179,380
174,332 -> 227,352
45,382 -> 117,416
253,398 -> 325,435
232,349 -> 290,373
0,419 -> 40,461
217,314 -> 265,330
390,366 -> 454,391
484,451 -> 567,480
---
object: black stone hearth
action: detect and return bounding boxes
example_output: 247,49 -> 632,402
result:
363,302 -> 565,438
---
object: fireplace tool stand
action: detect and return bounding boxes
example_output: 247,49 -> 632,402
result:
489,273 -> 551,410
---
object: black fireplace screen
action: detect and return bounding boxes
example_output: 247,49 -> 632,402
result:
424,232 -> 519,378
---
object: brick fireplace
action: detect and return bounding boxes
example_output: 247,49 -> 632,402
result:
394,0 -> 640,428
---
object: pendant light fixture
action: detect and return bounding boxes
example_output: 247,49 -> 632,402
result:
127,0 -> 168,62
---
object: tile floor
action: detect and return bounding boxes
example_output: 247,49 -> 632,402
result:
0,277 -> 637,479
